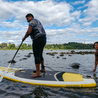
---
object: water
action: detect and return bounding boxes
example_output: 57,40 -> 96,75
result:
0,50 -> 98,98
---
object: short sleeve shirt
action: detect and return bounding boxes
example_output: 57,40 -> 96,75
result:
29,19 -> 46,40
29,19 -> 38,28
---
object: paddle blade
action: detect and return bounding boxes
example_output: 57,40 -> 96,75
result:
8,60 -> 16,63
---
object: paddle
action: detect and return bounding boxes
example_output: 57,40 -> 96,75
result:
0,41 -> 23,82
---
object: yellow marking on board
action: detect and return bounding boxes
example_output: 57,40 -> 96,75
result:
31,72 -> 35,74
62,72 -> 84,82
20,71 -> 25,73
0,67 -> 6,71
0,67 -> 19,73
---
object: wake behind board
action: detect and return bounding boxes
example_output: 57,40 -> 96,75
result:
0,67 -> 96,88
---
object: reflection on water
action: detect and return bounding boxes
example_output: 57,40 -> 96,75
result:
0,50 -> 98,98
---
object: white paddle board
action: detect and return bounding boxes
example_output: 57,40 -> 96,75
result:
0,67 -> 96,88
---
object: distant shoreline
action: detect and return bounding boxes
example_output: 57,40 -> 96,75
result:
1,48 -> 94,51
0,42 -> 94,50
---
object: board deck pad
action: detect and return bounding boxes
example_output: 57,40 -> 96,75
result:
15,69 -> 64,81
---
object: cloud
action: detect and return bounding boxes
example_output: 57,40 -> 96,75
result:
72,0 -> 85,5
8,40 -> 14,43
0,41 -> 3,44
79,0 -> 98,24
0,20 -> 24,29
0,0 -> 76,26
0,0 -> 98,45
83,0 -> 98,16
46,26 -> 98,44
82,22 -> 92,26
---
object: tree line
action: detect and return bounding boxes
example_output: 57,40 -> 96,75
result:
0,43 -> 32,50
44,42 -> 94,49
0,42 -> 94,50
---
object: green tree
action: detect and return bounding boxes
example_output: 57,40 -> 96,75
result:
8,43 -> 15,49
27,44 -> 32,49
0,44 -> 1,48
1,43 -> 7,48
21,43 -> 27,49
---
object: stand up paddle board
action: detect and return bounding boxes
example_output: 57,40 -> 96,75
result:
0,67 -> 96,87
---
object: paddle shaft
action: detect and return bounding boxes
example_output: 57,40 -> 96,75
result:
11,41 -> 23,62
0,41 -> 23,82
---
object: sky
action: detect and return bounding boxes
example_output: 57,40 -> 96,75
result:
0,0 -> 98,45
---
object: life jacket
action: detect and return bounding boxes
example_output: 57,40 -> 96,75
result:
30,19 -> 46,40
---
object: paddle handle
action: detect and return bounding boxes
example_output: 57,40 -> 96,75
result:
0,41 -> 23,82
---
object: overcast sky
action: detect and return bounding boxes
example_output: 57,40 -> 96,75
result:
0,0 -> 98,45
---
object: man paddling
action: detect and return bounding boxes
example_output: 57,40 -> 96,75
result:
93,42 -> 98,72
22,13 -> 46,78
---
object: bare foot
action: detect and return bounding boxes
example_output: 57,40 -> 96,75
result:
31,73 -> 41,78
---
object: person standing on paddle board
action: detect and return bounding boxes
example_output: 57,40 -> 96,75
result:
22,13 -> 46,78
93,42 -> 98,72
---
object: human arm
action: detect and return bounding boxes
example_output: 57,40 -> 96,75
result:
22,25 -> 33,41
93,53 -> 98,72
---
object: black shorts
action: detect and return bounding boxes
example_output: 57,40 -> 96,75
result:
32,35 -> 46,64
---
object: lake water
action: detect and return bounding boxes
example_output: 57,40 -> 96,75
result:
0,50 -> 98,98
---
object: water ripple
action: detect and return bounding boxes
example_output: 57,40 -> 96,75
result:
0,50 -> 98,98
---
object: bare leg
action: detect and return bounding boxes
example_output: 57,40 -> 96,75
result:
35,63 -> 41,74
31,63 -> 41,78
